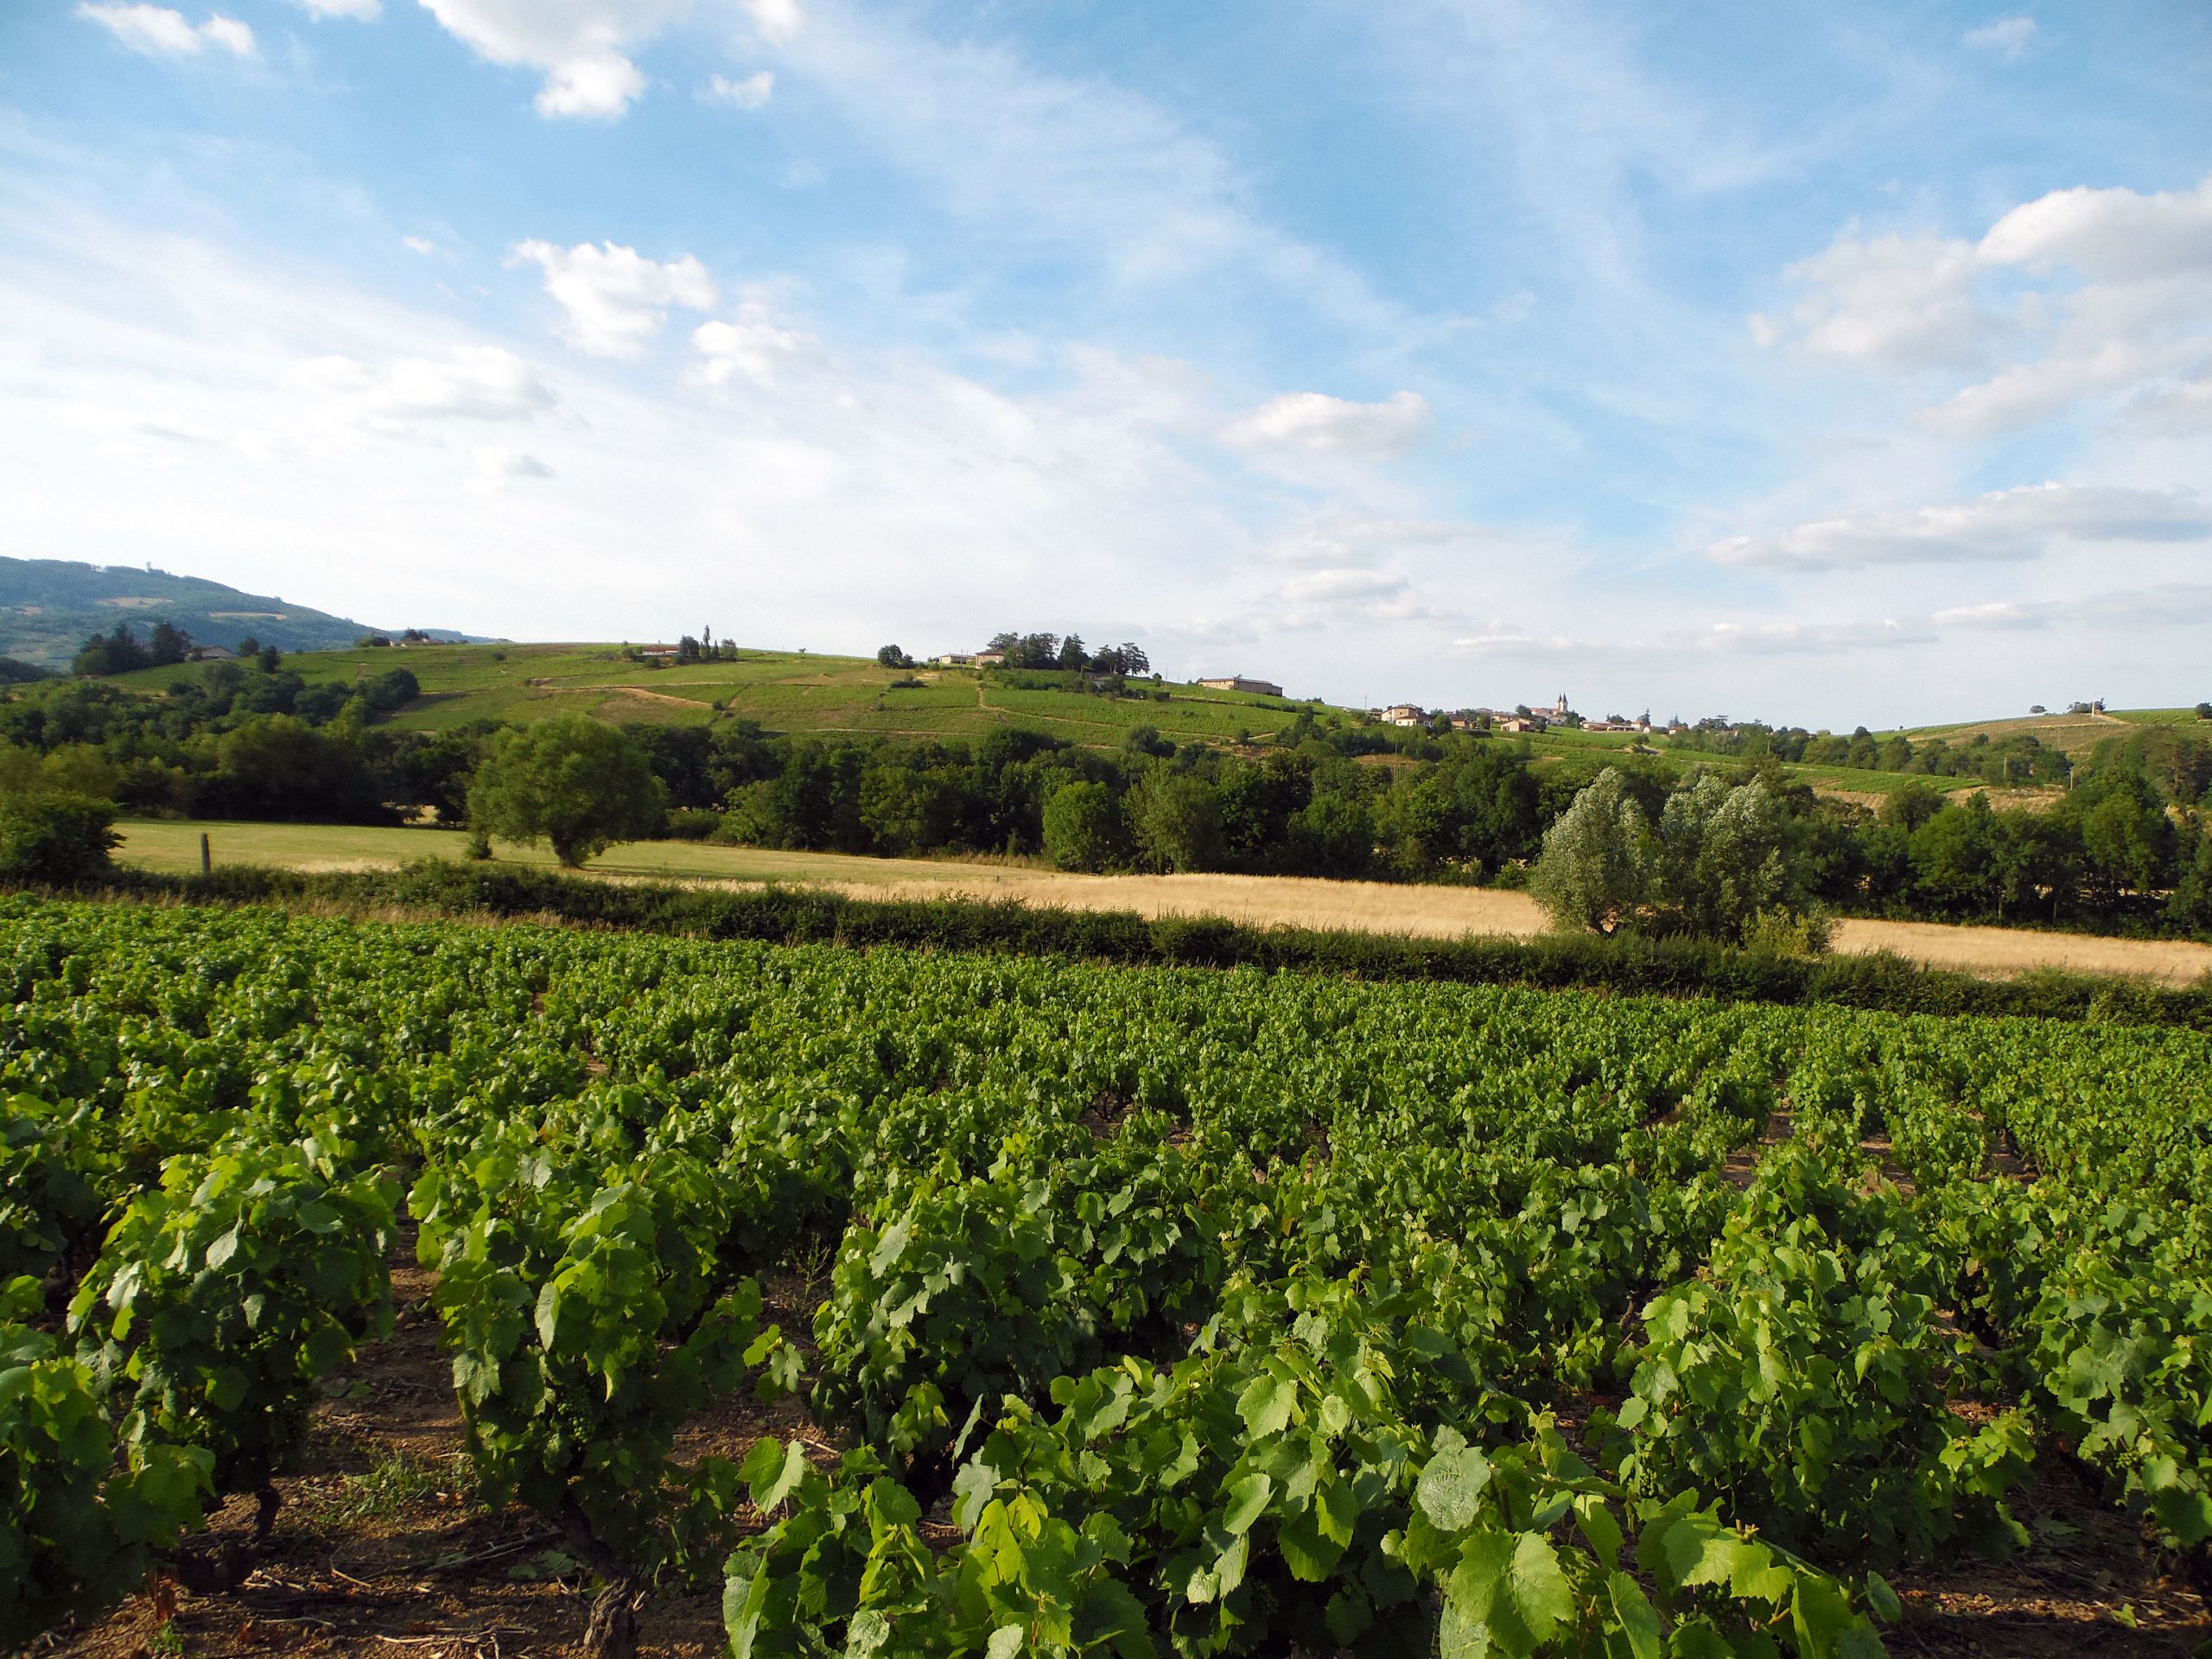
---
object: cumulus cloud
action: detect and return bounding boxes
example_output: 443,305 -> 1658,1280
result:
739,0 -> 804,45
1222,390 -> 1431,458
296,346 -> 558,426
76,4 -> 254,56
1254,565 -> 1435,632
691,298 -> 817,387
509,239 -> 715,357
1709,482 -> 2212,571
1978,175 -> 2212,285
416,0 -> 690,118
401,235 -> 436,255
703,70 -> 773,108
286,0 -> 378,19
1758,174 -> 2212,436
1751,232 -> 1993,372
1961,16 -> 2037,60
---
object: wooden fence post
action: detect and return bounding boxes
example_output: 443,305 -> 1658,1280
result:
200,833 -> 212,876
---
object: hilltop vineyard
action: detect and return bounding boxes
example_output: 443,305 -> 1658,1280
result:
3,895 -> 2209,1654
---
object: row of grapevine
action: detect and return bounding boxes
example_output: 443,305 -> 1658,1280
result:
3,893 -> 2209,1651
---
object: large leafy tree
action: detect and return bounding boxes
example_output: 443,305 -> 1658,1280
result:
1041,779 -> 1122,872
1129,770 -> 1224,874
1648,775 -> 1803,941
467,714 -> 667,867
1529,768 -> 1651,935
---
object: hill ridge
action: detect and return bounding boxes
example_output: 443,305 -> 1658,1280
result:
0,556 -> 478,671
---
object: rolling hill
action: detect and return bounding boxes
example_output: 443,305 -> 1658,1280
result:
105,639 -> 1327,750
0,556 -> 477,672
99,637 -> 2123,803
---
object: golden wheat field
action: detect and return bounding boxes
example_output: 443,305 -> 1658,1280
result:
114,821 -> 2212,988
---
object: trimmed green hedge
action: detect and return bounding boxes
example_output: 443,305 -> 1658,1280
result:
41,860 -> 2206,1030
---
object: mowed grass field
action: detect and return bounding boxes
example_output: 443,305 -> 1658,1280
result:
115,819 -> 2212,988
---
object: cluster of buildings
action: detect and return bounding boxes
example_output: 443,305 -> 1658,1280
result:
923,652 -> 1290,699
1375,696 -> 1657,736
903,650 -> 1673,741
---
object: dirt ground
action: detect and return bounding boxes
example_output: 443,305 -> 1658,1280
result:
32,1236 -> 2209,1659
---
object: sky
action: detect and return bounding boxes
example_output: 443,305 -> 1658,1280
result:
2,1 -> 2208,728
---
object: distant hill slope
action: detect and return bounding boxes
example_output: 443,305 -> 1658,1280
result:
1901,705 -> 2207,758
0,556 -> 474,671
103,639 -> 1330,751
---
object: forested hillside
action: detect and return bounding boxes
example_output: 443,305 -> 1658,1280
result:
0,556 -> 471,671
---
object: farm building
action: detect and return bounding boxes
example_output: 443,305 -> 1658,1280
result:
1197,674 -> 1284,696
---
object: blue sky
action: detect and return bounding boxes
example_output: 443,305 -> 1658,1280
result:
3,0 -> 2208,726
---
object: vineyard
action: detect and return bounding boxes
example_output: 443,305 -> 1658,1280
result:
3,894 -> 2210,1657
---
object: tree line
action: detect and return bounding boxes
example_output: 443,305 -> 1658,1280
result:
5,652 -> 2211,939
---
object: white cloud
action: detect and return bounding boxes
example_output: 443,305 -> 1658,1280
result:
691,296 -> 817,387
77,4 -> 255,57
1936,582 -> 2212,632
1280,569 -> 1409,605
401,235 -> 436,255
508,239 -> 715,357
1710,482 -> 2212,571
2126,368 -> 2212,435
287,0 -> 378,19
703,70 -> 773,108
1262,512 -> 1507,568
1978,175 -> 2212,285
1222,390 -> 1431,458
296,346 -> 558,426
739,0 -> 803,46
1693,617 -> 1935,654
1961,16 -> 2037,60
1452,614 -> 1936,659
1755,232 -> 1993,372
470,445 -> 556,488
1760,174 -> 2212,435
416,0 -> 690,118
1255,566 -> 1434,632
1452,626 -> 1565,651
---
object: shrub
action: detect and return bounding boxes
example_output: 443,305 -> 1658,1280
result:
1741,906 -> 1834,958
0,793 -> 120,887
663,807 -> 722,842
